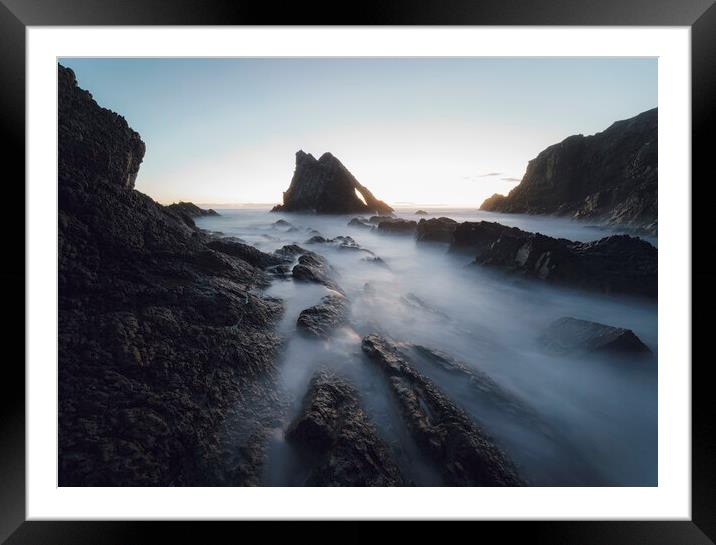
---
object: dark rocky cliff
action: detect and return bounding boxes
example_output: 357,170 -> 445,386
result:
58,65 -> 283,485
480,109 -> 657,234
272,150 -> 393,214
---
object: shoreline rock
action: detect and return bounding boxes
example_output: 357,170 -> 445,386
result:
480,108 -> 657,234
58,64 -> 283,486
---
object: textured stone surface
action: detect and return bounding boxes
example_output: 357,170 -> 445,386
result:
475,230 -> 658,299
449,221 -> 525,255
272,151 -> 393,214
296,293 -> 351,338
481,108 -> 657,234
164,201 -> 219,227
286,370 -> 404,486
58,64 -> 283,486
376,218 -> 417,235
361,334 -> 524,486
415,217 -> 458,243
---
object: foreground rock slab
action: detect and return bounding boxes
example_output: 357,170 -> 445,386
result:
361,334 -> 524,486
286,370 -> 404,486
539,317 -> 651,356
272,150 -> 393,214
297,293 -> 350,338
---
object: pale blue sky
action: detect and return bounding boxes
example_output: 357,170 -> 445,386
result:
60,58 -> 657,206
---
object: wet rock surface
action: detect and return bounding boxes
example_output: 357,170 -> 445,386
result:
539,317 -> 651,356
361,334 -> 524,486
297,293 -> 351,338
376,218 -> 418,235
416,217 -> 458,243
206,237 -> 286,270
474,229 -> 657,298
449,221 -> 525,255
272,150 -> 393,214
291,252 -> 340,291
58,64 -> 283,486
285,370 -> 404,486
480,108 -> 658,234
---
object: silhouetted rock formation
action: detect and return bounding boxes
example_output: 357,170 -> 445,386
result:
415,210 -> 429,215
361,334 -> 524,486
58,64 -> 283,486
165,201 -> 219,223
286,370 -> 404,486
297,294 -> 350,338
416,217 -> 458,243
480,109 -> 658,234
539,317 -> 651,356
272,151 -> 393,214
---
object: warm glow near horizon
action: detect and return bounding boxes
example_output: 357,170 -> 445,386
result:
60,58 -> 657,207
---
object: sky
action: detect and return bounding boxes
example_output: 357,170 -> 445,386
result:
60,58 -> 657,207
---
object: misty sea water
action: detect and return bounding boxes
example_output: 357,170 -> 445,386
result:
196,207 -> 658,486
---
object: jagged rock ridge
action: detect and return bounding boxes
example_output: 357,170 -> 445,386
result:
272,150 -> 393,214
480,108 -> 657,234
58,64 -> 284,486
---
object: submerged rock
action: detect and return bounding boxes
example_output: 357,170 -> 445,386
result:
361,334 -> 524,486
408,345 -> 539,422
272,150 -> 393,214
296,293 -> 350,338
286,370 -> 404,486
58,64 -> 282,486
416,217 -> 458,243
539,317 -> 651,356
348,217 -> 372,229
480,108 -> 658,234
362,256 -> 389,268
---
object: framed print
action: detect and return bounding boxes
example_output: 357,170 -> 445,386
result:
3,0 -> 714,543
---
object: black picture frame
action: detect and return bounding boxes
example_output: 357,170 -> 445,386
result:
2,1 -> 712,542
